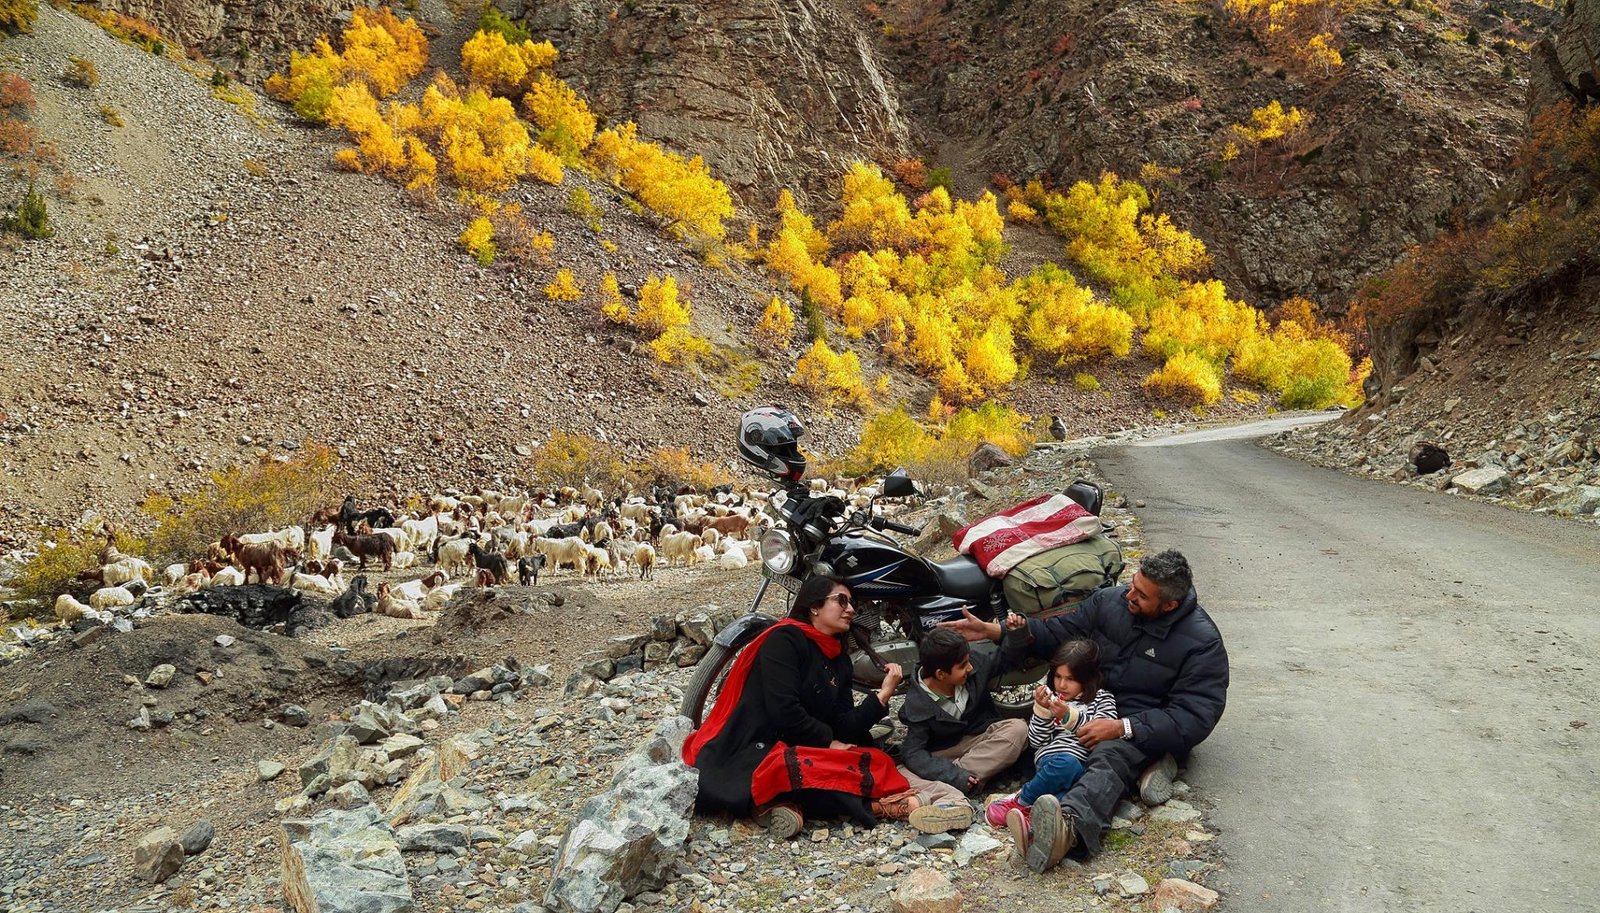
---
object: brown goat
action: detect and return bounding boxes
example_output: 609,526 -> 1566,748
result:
704,515 -> 751,539
226,537 -> 285,585
332,529 -> 395,571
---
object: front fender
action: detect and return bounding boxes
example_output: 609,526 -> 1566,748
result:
713,612 -> 777,649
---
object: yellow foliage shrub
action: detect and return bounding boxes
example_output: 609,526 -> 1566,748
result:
406,77 -> 543,191
633,274 -> 690,336
265,7 -> 427,122
589,122 -> 735,240
141,445 -> 338,562
546,268 -> 580,301
963,325 -> 1018,396
598,272 -> 629,323
648,326 -> 712,364
529,430 -> 630,490
460,29 -> 558,98
847,405 -> 933,472
642,447 -> 729,491
1018,266 -> 1134,362
790,339 -> 872,409
523,73 -> 596,158
1007,199 -> 1039,222
459,216 -> 496,265
755,296 -> 796,351
1143,351 -> 1222,405
10,520 -> 143,610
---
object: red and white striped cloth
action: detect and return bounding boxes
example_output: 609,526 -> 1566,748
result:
952,493 -> 1102,577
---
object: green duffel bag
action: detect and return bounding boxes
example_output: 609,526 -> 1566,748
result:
1001,533 -> 1125,618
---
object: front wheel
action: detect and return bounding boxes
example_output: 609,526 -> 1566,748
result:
679,640 -> 742,727
990,658 -> 1053,718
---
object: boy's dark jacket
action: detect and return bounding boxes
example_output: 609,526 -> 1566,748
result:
898,644 -> 1005,790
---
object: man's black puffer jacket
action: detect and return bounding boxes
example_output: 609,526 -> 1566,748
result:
1003,585 -> 1229,758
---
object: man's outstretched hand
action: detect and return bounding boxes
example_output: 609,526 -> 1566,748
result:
938,607 -> 1001,643
1077,719 -> 1124,749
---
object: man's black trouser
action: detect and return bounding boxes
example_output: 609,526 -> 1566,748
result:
1060,739 -> 1152,857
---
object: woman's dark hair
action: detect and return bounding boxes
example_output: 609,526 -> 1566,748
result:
917,628 -> 970,676
787,574 -> 887,670
1049,639 -> 1103,700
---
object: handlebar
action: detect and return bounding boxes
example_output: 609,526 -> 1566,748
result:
870,516 -> 923,537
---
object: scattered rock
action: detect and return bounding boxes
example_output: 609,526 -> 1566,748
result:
968,442 -> 1014,475
144,664 -> 177,688
132,826 -> 185,884
259,760 -> 287,782
395,823 -> 470,853
179,820 -> 215,856
214,634 -> 236,647
1153,877 -> 1220,910
280,704 -> 312,727
1116,872 -> 1150,896
890,867 -> 962,913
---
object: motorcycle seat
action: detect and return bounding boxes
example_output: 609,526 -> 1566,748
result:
929,555 -> 992,603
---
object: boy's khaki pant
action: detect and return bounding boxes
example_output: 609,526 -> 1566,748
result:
900,718 -> 1030,807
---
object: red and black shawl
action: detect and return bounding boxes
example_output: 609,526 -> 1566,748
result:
682,619 -> 908,812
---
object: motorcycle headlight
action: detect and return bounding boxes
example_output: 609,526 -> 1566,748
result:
759,529 -> 798,575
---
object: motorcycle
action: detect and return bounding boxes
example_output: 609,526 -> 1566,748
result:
678,465 -> 1114,725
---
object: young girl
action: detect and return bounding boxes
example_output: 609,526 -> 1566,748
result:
985,625 -> 1118,852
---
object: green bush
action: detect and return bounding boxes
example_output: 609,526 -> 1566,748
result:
477,4 -> 530,43
3,185 -> 52,240
0,0 -> 37,34
1279,375 -> 1339,409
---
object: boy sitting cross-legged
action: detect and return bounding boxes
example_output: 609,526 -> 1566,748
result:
897,628 -> 1030,802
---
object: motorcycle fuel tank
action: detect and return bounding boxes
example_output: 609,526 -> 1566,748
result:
819,533 -> 939,598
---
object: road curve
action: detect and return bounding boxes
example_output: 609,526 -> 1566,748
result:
1094,423 -> 1600,913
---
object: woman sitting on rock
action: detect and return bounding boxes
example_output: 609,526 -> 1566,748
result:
682,575 -> 971,837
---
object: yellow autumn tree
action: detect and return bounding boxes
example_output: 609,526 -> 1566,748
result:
523,73 -> 596,159
790,339 -> 871,409
459,29 -> 558,98
265,7 -> 428,122
459,216 -> 495,265
588,122 -> 735,240
633,274 -> 690,336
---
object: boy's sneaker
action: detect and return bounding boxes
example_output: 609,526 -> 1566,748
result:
985,793 -> 1027,829
1138,753 -> 1180,806
870,789 -> 920,822
1005,806 -> 1031,858
1024,794 -> 1075,874
909,802 -> 974,835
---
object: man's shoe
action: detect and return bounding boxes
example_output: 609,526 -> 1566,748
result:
754,801 -> 804,840
1138,753 -> 1180,806
1005,806 -> 1031,858
870,789 -> 921,822
909,802 -> 974,834
1024,794 -> 1075,874
985,793 -> 1027,829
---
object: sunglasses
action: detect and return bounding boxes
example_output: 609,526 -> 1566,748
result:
822,593 -> 854,608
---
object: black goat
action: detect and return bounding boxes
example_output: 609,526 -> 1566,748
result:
517,555 -> 546,586
467,542 -> 510,585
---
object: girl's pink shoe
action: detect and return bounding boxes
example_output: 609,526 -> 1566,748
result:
985,794 -> 1028,829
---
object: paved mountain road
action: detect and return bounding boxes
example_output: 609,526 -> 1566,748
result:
1094,418 -> 1600,912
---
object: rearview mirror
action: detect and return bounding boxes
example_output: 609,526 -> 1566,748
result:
882,469 -> 915,498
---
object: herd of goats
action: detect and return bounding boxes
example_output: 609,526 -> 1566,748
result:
45,480 -> 855,625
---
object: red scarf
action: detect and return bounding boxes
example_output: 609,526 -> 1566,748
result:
682,618 -> 908,806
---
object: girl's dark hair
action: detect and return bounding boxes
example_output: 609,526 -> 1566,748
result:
1049,639 -> 1102,699
787,574 -> 888,671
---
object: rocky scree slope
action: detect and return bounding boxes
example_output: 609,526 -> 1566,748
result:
0,2 -> 1279,552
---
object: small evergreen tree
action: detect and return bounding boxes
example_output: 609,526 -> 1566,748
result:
3,184 -> 51,239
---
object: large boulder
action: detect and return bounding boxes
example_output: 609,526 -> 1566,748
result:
1450,467 -> 1511,496
279,804 -> 414,913
132,826 -> 185,883
543,740 -> 699,913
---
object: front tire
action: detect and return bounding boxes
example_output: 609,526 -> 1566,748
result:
679,640 -> 742,727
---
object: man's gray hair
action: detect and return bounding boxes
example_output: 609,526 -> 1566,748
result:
1139,550 -> 1193,605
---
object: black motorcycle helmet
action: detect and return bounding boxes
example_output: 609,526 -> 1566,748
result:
738,406 -> 807,480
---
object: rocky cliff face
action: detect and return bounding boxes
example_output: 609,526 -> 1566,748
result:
870,0 -> 1554,312
518,0 -> 915,211
88,0 -> 357,74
